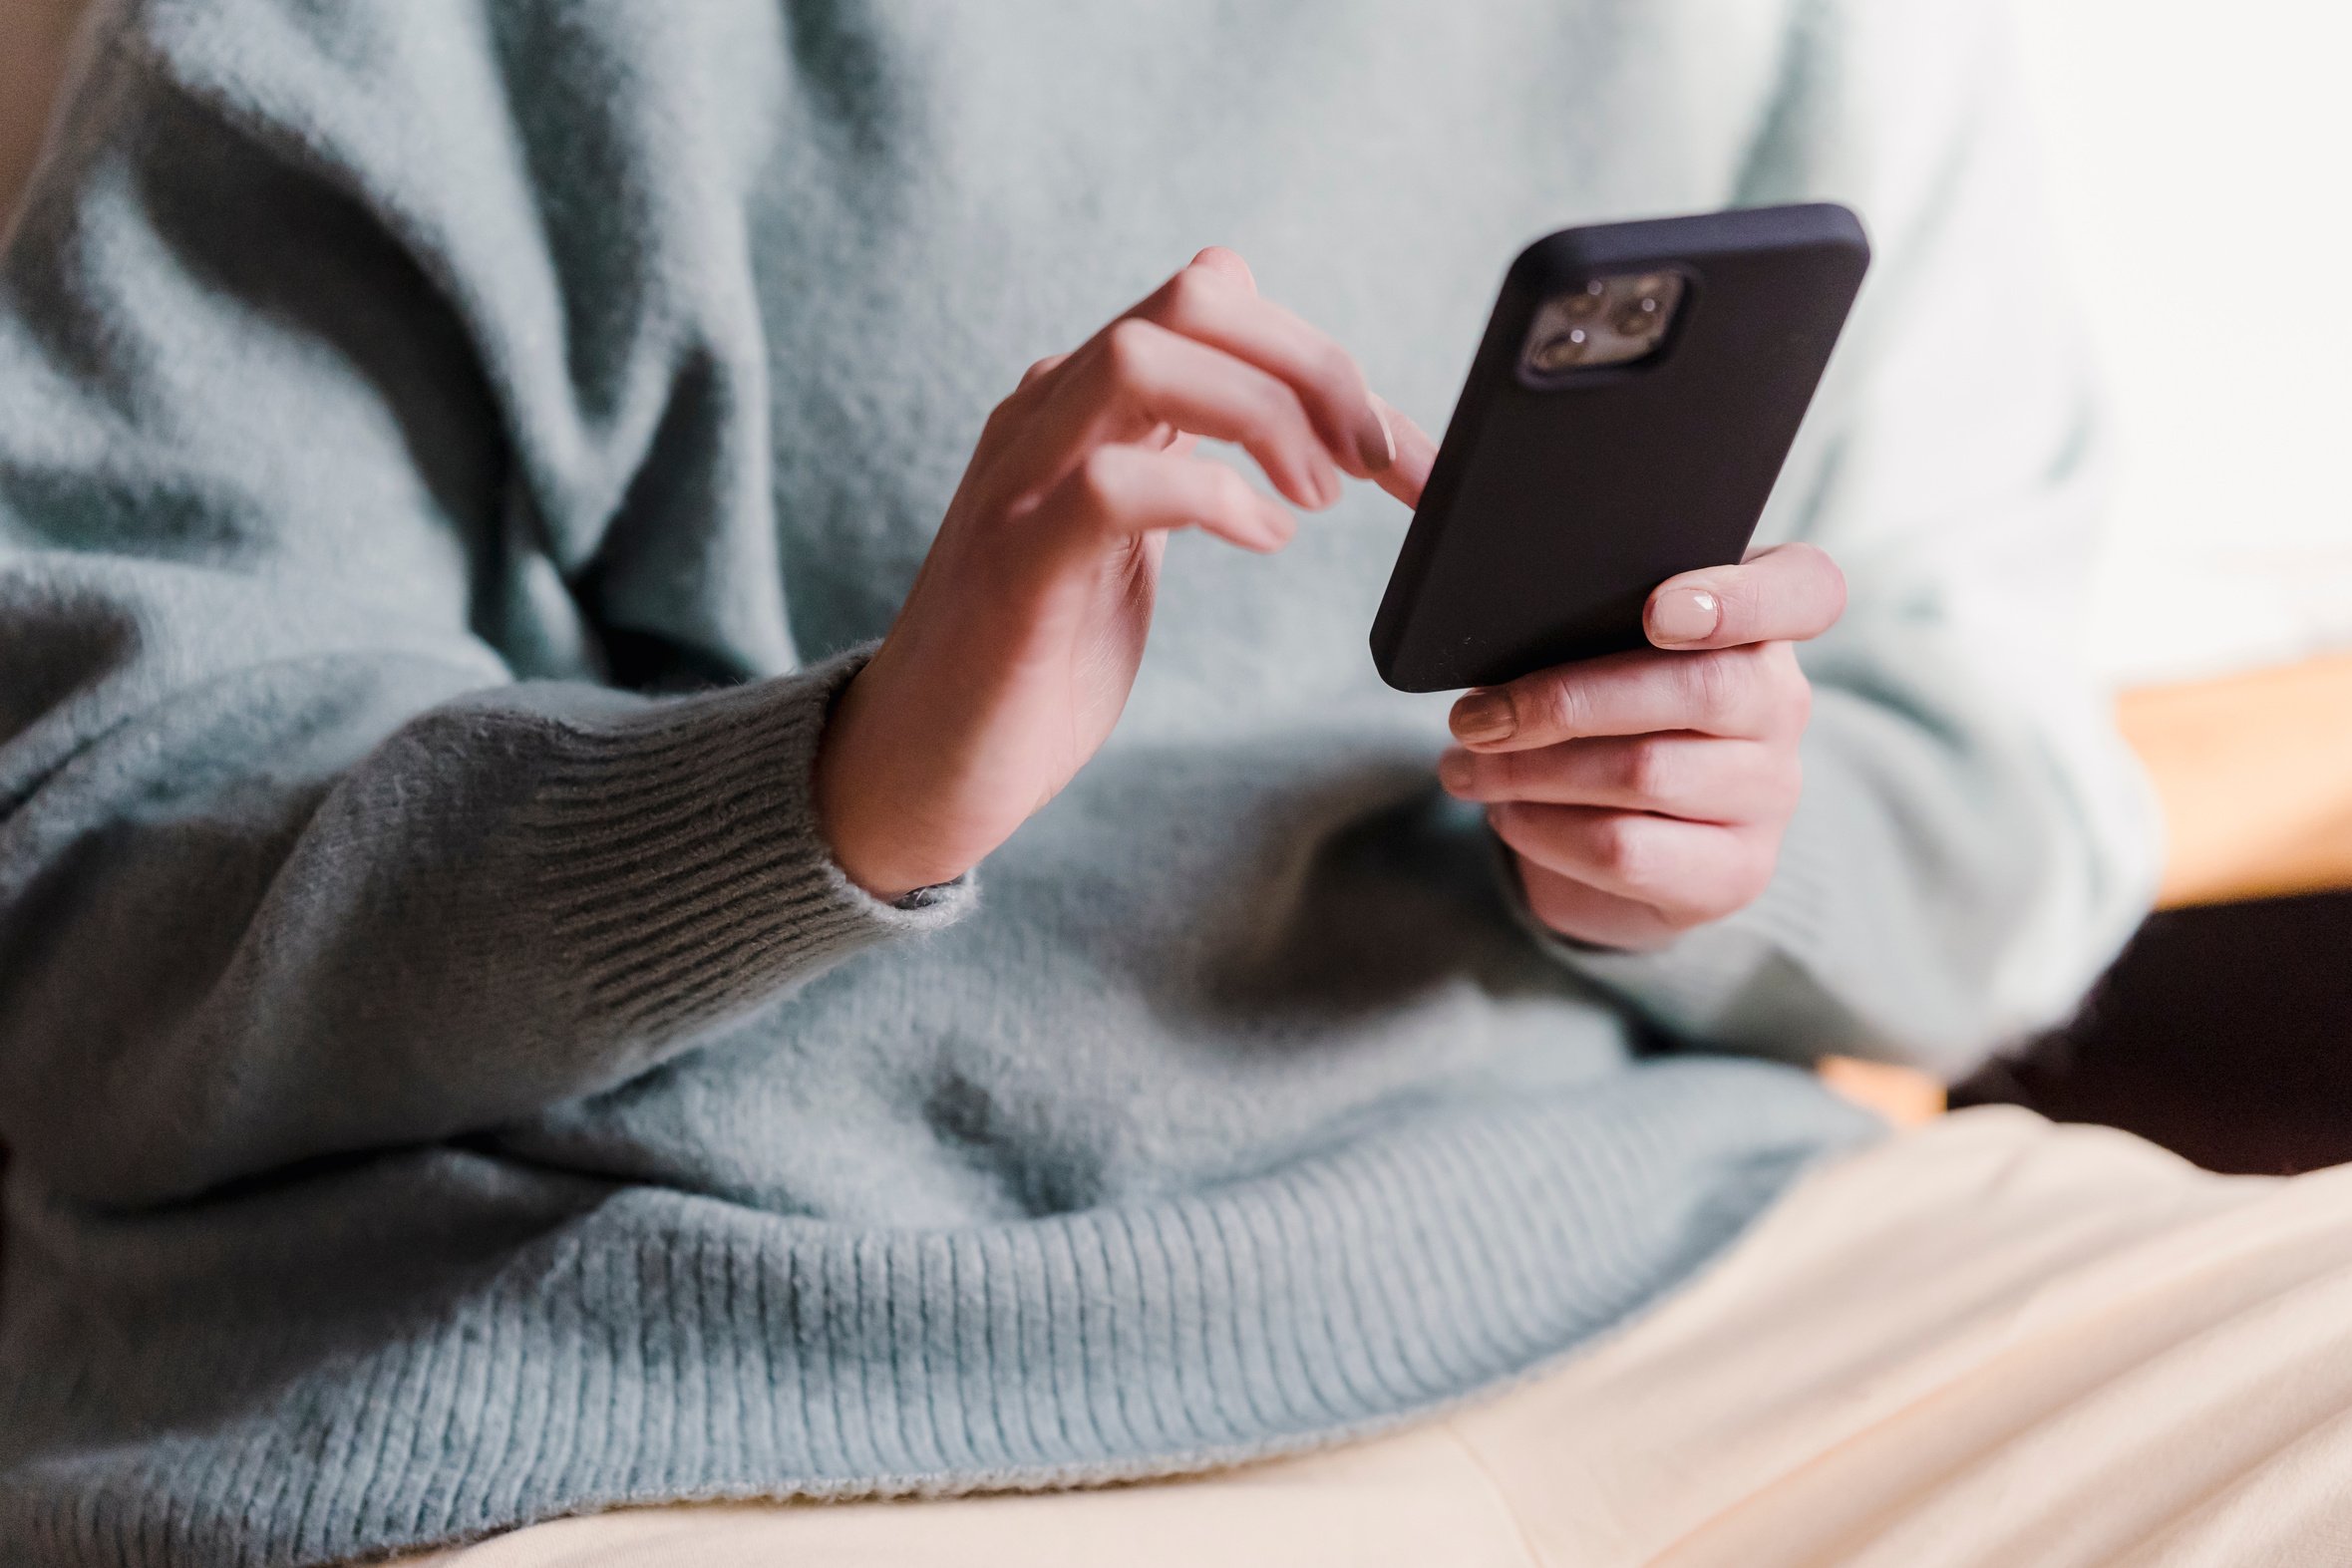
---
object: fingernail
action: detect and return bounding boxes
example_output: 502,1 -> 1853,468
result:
1649,586 -> 1720,645
1451,690 -> 1514,744
1437,750 -> 1475,793
1356,400 -> 1396,472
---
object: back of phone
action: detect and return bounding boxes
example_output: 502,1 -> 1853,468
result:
1371,203 -> 1869,692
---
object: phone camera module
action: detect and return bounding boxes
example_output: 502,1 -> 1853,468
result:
1521,271 -> 1685,379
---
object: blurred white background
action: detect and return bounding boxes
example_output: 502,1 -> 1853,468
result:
2014,1 -> 2352,685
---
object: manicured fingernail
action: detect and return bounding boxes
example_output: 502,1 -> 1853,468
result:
1451,691 -> 1514,744
1649,586 -> 1720,645
1356,400 -> 1396,472
1437,750 -> 1475,793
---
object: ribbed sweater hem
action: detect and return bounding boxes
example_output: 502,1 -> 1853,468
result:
0,1061 -> 1877,1568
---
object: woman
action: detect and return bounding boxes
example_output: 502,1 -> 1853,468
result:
6,2 -> 2345,1565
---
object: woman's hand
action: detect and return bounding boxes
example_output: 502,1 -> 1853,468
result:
816,248 -> 1436,899
1437,544 -> 1847,950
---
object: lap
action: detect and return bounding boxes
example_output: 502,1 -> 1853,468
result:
400,1106 -> 2352,1567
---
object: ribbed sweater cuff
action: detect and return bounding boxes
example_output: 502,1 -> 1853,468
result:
522,645 -> 974,1038
1505,800 -> 1841,1057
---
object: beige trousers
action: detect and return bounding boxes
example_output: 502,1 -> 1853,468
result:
403,1106 -> 2352,1567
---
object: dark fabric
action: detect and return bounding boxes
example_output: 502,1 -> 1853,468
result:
1955,890 -> 2352,1174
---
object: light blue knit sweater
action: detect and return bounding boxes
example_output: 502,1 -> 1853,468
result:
0,1 -> 2154,1563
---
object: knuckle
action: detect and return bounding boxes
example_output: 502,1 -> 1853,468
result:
1074,446 -> 1126,509
1780,668 -> 1815,731
1488,747 -> 1530,796
1251,372 -> 1311,433
1679,651 -> 1741,724
1312,340 -> 1361,399
1746,645 -> 1790,720
1163,264 -> 1220,320
1746,645 -> 1807,733
1515,673 -> 1577,739
1821,559 -> 1850,619
1619,738 -> 1677,802
1772,541 -> 1848,631
1672,838 -> 1774,925
1761,752 -> 1805,818
1588,813 -> 1655,889
1018,354 -> 1063,389
1710,578 -> 1757,638
1102,317 -> 1158,380
1556,676 -> 1596,738
1787,539 -> 1844,587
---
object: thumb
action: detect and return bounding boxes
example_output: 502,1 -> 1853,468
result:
1645,542 -> 1847,649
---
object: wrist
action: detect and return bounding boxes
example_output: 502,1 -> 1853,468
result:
814,658 -> 977,902
814,670 -> 913,901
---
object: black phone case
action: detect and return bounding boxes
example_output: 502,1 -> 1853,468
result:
1370,202 -> 1870,692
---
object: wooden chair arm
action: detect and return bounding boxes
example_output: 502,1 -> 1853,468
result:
2122,651 -> 2352,909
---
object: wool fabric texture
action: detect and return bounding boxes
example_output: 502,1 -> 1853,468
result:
0,1 -> 2155,1563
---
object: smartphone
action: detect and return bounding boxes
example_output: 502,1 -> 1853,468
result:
1370,202 -> 1870,693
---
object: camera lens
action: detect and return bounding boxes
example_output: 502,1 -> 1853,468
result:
1530,329 -> 1589,371
1614,301 -> 1660,337
1561,283 -> 1605,320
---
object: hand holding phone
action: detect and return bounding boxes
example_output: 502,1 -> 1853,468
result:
1379,204 -> 1868,948
1437,541 -> 1845,951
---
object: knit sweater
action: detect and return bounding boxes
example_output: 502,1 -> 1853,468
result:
0,2 -> 2155,1564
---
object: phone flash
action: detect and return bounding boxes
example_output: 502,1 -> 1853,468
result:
1521,271 -> 1686,378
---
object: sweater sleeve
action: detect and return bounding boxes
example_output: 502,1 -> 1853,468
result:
1531,0 -> 2161,1081
0,0 -> 969,1208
